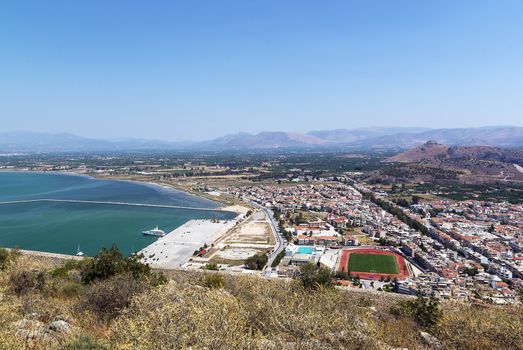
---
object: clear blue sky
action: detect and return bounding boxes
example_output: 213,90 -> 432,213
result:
0,1 -> 522,141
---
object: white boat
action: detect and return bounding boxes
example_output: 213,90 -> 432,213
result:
76,244 -> 84,257
142,226 -> 166,237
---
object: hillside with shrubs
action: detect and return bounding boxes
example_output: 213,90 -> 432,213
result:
0,246 -> 522,350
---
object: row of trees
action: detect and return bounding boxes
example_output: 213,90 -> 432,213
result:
368,193 -> 431,237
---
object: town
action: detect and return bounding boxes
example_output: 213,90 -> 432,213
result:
2,151 -> 522,305
223,178 -> 523,304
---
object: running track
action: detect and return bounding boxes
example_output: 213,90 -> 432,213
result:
338,247 -> 409,281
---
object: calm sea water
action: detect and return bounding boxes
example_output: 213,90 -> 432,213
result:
0,172 -> 234,256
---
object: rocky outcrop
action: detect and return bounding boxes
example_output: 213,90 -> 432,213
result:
14,315 -> 72,341
419,331 -> 443,350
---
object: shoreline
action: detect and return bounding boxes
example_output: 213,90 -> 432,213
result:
71,170 -> 245,213
0,169 -> 249,260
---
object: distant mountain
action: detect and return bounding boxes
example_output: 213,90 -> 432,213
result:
0,126 -> 522,153
307,127 -> 431,143
348,126 -> 523,149
198,126 -> 523,151
0,131 -> 193,153
195,131 -> 330,150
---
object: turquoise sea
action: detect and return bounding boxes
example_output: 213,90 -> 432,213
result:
0,172 -> 234,256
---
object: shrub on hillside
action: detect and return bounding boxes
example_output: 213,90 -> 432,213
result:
59,281 -> 85,298
0,247 -> 19,270
299,263 -> 334,289
59,335 -> 109,350
0,247 -> 10,270
80,273 -> 144,321
204,263 -> 219,270
244,253 -> 268,270
80,245 -> 165,286
203,274 -> 225,289
9,269 -> 46,296
393,293 -> 442,328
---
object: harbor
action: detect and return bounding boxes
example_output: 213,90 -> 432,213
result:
0,172 -> 235,256
140,212 -> 244,268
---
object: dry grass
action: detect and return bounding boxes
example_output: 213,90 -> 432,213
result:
1,253 -> 522,350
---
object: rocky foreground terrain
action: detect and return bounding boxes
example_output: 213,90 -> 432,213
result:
1,248 -> 522,350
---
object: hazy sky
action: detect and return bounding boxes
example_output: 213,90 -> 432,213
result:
1,1 -> 522,141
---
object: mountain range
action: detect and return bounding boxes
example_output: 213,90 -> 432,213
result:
0,126 -> 522,153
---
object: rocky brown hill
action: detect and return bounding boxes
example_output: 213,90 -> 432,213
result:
385,140 -> 449,162
386,141 -> 523,164
382,141 -> 523,183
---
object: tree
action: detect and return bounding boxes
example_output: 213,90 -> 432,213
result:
335,271 -> 348,280
271,250 -> 285,268
81,245 -> 159,285
401,293 -> 443,328
244,253 -> 268,270
204,263 -> 219,271
298,263 -> 333,289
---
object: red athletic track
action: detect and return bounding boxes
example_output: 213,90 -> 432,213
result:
338,247 -> 409,281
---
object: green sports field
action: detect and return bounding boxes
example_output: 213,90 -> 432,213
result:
347,253 -> 399,274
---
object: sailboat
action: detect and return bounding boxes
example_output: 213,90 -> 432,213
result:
75,244 -> 84,257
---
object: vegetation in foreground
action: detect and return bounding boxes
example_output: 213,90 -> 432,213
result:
0,247 -> 522,350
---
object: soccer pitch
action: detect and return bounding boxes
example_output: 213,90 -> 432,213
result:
347,253 -> 399,274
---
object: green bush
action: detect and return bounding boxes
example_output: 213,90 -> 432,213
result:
244,253 -> 268,270
50,266 -> 70,279
0,247 -> 19,270
203,274 -> 225,289
81,273 -> 144,321
0,248 -> 10,270
271,250 -> 285,268
9,269 -> 46,296
204,263 -> 219,270
395,293 -> 442,328
299,263 -> 334,289
59,281 -> 85,298
81,245 -> 154,284
59,335 -> 108,350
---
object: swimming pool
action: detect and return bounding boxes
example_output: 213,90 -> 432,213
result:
297,246 -> 314,254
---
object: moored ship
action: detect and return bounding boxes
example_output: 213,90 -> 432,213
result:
142,226 -> 166,237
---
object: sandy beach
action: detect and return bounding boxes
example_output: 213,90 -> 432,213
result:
140,218 -> 240,268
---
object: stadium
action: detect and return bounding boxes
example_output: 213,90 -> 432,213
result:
338,247 -> 410,281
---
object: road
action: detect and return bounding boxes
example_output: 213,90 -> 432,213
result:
249,201 -> 287,275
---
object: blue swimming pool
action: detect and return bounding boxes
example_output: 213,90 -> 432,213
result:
297,246 -> 314,254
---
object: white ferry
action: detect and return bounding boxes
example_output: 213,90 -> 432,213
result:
142,226 -> 166,237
